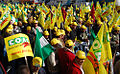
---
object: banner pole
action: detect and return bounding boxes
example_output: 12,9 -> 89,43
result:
25,56 -> 30,72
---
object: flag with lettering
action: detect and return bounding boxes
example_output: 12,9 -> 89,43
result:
34,29 -> 53,60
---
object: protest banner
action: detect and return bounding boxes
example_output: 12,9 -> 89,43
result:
4,33 -> 34,62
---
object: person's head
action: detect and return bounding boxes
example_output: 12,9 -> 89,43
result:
18,21 -> 23,26
79,18 -> 83,25
55,29 -> 62,38
97,21 -> 103,27
6,28 -> 13,35
65,40 -> 74,49
23,20 -> 28,25
28,16 -> 33,24
86,19 -> 92,27
114,26 -> 120,34
80,25 -> 87,32
75,50 -> 86,66
27,26 -> 31,33
32,57 -> 42,72
33,20 -> 38,27
51,38 -> 60,47
60,29 -> 65,39
13,22 -> 18,27
43,30 -> 49,39
66,26 -> 72,33
16,65 -> 30,74
103,17 -> 108,23
70,22 -> 77,30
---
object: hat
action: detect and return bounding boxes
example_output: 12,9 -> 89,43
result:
6,29 -> 13,33
33,20 -> 38,24
56,29 -> 62,36
43,31 -> 49,35
72,22 -> 78,26
97,21 -> 103,25
81,25 -> 87,30
32,57 -> 42,67
114,27 -> 120,31
54,27 -> 58,32
8,24 -> 13,29
79,18 -> 83,21
14,22 -> 17,26
65,40 -> 74,47
66,26 -> 72,32
27,26 -> 31,31
76,50 -> 86,59
61,30 -> 65,35
23,20 -> 28,23
51,38 -> 60,45
103,17 -> 108,22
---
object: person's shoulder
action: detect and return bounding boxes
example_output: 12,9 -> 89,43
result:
38,68 -> 46,74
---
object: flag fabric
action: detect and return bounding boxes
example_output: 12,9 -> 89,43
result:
90,4 -> 95,23
102,23 -> 112,62
50,6 -> 56,29
90,29 -> 96,48
0,6 -> 11,30
38,11 -> 46,28
83,23 -> 112,74
39,2 -> 50,15
61,7 -> 67,21
45,13 -> 51,29
56,3 -> 64,28
34,29 -> 53,60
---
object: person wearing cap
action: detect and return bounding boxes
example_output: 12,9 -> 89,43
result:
70,22 -> 77,42
110,26 -> 120,56
13,22 -> 21,34
32,20 -> 43,34
76,25 -> 88,53
26,26 -> 35,49
5,25 -> 15,37
31,57 -> 46,74
43,30 -> 50,42
92,20 -> 103,35
55,29 -> 65,48
77,25 -> 88,43
65,26 -> 72,41
58,40 -> 75,74
46,38 -> 61,74
68,50 -> 86,74
52,26 -> 58,38
18,21 -> 26,33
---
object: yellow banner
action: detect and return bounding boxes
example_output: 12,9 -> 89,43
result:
4,33 -> 34,62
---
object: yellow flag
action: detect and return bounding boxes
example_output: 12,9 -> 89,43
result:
83,23 -> 112,74
83,24 -> 104,74
0,6 -> 11,30
40,2 -> 50,15
102,23 -> 112,62
38,11 -> 45,28
56,3 -> 64,28
50,6 -> 56,29
45,13 -> 51,29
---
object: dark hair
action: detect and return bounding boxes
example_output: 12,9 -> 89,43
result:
16,65 -> 30,74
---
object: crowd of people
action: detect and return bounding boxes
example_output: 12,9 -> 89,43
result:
0,1 -> 119,74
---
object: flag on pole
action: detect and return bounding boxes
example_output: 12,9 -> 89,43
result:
83,23 -> 112,74
34,29 -> 53,60
0,6 -> 11,30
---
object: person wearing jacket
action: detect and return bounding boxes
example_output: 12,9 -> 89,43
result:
68,50 -> 86,74
58,40 -> 75,74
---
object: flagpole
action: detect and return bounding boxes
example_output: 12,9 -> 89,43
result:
25,56 -> 30,73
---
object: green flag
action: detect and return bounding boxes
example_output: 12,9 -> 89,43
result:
34,29 -> 53,60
